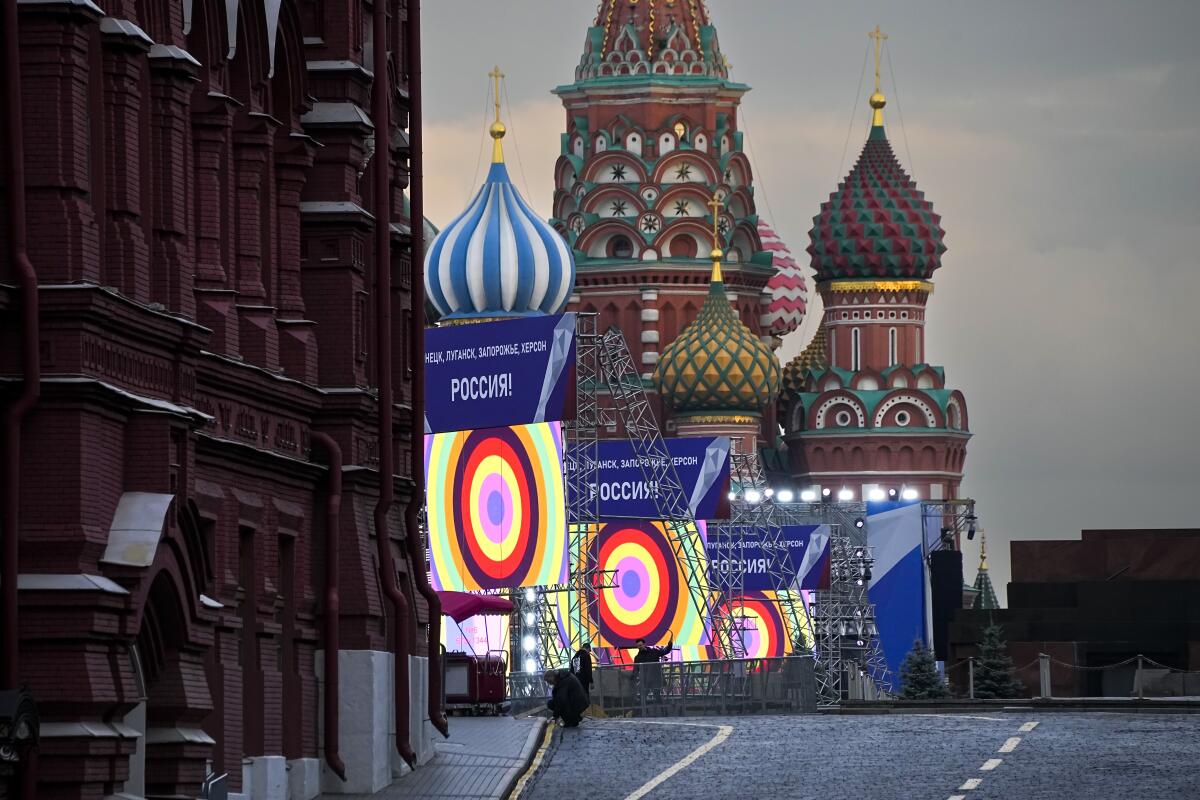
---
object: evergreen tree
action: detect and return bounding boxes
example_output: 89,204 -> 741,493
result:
973,623 -> 1025,699
899,639 -> 950,699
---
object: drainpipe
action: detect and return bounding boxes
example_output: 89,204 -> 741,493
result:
2,0 -> 41,692
371,0 -> 416,769
402,0 -> 449,740
310,432 -> 347,781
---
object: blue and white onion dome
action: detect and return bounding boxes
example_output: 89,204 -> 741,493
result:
425,119 -> 575,321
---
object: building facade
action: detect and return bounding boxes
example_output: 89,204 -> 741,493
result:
0,1 -> 434,797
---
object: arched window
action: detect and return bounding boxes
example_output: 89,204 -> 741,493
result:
608,235 -> 635,259
915,327 -> 922,363
659,132 -> 676,155
851,328 -> 861,371
888,327 -> 897,366
595,135 -> 608,153
669,236 -> 698,258
626,132 -> 642,156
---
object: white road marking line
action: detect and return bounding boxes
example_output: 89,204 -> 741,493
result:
1019,721 -> 1039,732
622,724 -> 733,800
948,796 -> 967,800
925,714 -> 1007,722
980,758 -> 1003,771
999,736 -> 1021,753
959,778 -> 983,790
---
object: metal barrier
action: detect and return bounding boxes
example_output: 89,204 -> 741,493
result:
593,655 -> 817,717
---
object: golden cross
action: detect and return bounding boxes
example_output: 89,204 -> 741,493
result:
868,25 -> 888,94
707,192 -> 723,249
488,65 -> 504,125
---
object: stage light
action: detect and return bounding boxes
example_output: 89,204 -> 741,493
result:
854,548 -> 864,558
887,488 -> 898,500
524,612 -> 535,626
966,513 -> 978,540
901,487 -> 919,501
764,487 -> 775,498
800,489 -> 817,502
744,489 -> 762,504
854,517 -> 865,529
868,488 -> 885,501
821,487 -> 833,500
777,489 -> 795,503
524,588 -> 537,603
837,488 -> 854,501
524,658 -> 537,673
856,639 -> 866,647
521,636 -> 536,653
862,565 -> 872,581
855,578 -> 864,586
728,491 -> 737,501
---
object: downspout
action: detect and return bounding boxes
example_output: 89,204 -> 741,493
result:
310,432 -> 347,781
371,0 -> 416,769
2,0 -> 41,692
401,0 -> 449,740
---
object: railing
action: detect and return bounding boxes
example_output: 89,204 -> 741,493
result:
592,655 -> 818,717
943,653 -> 1200,699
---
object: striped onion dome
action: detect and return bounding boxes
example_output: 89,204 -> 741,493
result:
425,125 -> 575,321
757,219 -> 809,336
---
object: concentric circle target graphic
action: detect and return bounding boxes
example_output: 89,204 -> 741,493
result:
585,520 -> 709,647
425,422 -> 567,591
724,591 -> 789,659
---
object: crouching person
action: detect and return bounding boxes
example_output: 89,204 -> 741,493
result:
544,669 -> 589,728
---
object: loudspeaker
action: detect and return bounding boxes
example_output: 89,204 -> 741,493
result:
929,549 -> 964,661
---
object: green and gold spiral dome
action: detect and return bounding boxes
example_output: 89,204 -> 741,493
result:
654,221 -> 781,420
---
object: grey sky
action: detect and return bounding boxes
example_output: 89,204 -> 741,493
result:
422,1 -> 1200,600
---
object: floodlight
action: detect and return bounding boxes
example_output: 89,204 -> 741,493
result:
854,517 -> 865,529
524,588 -> 537,602
800,489 -> 817,502
887,488 -> 898,500
763,488 -> 775,498
821,487 -> 833,500
777,489 -> 795,503
837,488 -> 854,501
524,658 -> 537,673
744,489 -> 762,504
868,488 -> 886,501
521,636 -> 536,652
524,612 -> 535,626
728,491 -> 737,501
901,488 -> 919,501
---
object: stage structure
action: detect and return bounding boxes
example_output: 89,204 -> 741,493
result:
775,501 -> 891,701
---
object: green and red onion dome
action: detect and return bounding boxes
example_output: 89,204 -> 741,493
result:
807,125 -> 946,282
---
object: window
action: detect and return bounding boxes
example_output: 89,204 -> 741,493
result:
888,327 -> 897,366
915,328 -> 922,362
851,328 -> 861,371
895,410 -> 911,427
609,235 -> 634,259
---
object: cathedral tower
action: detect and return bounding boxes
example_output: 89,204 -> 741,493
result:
780,28 -> 970,500
552,1 -> 804,440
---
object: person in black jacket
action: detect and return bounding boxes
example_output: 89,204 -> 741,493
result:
633,636 -> 673,703
571,643 -> 594,696
543,669 -> 588,727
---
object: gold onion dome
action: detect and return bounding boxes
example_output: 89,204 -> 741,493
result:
654,230 -> 781,418
780,322 -> 829,403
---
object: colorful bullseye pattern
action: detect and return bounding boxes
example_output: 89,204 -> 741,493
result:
583,520 -> 710,648
425,422 -> 567,591
720,590 -> 810,659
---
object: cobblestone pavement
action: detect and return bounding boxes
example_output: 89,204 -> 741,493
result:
519,713 -> 1199,800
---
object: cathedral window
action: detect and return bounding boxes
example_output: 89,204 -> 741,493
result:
889,327 -> 898,365
852,328 -> 861,371
608,235 -> 634,259
659,133 -> 676,154
895,410 -> 911,427
626,132 -> 643,156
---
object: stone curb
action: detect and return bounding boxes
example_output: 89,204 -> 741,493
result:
831,698 -> 1200,715
498,717 -> 550,799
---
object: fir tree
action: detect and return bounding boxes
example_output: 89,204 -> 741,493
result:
973,623 -> 1025,699
899,639 -> 950,699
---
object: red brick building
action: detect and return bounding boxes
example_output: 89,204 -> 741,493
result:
0,1 -> 437,797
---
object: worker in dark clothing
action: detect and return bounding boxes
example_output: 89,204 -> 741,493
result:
544,669 -> 588,727
572,643 -> 594,696
633,636 -> 673,704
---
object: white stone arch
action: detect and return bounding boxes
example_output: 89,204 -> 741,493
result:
694,132 -> 708,154
626,131 -> 643,156
659,132 -> 676,155
873,394 -> 939,428
814,395 -> 867,429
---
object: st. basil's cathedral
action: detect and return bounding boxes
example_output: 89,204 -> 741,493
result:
431,0 -> 970,503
